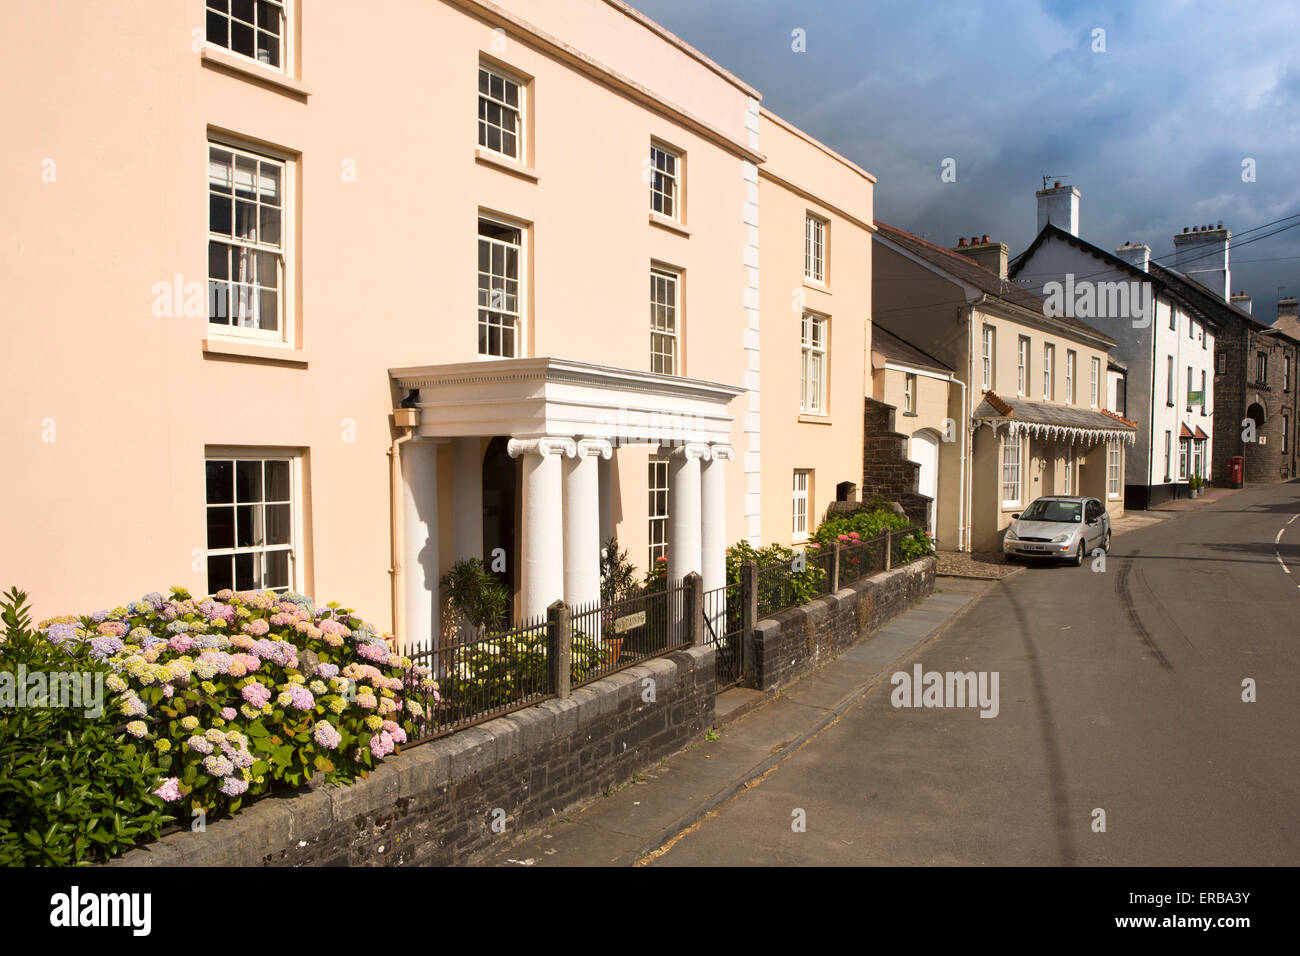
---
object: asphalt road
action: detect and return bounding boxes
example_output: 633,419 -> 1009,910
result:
649,481 -> 1300,865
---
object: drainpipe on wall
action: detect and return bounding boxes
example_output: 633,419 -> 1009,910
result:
952,372 -> 969,550
388,406 -> 420,652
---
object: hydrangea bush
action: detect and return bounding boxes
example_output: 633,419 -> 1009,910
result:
2,585 -> 440,863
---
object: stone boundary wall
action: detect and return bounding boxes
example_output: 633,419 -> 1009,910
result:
751,556 -> 936,690
113,646 -> 715,867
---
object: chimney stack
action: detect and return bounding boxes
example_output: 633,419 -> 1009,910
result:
1279,297 -> 1299,321
1115,241 -> 1151,273
951,235 -> 1009,279
1229,291 -> 1252,314
1172,223 -> 1231,301
1035,182 -> 1081,237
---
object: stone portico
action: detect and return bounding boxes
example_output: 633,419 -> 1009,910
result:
389,358 -> 743,651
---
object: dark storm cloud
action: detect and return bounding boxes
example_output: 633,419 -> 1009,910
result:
632,0 -> 1300,318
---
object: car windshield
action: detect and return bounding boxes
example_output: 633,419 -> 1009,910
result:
1020,499 -> 1082,522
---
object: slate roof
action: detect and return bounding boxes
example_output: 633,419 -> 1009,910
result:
871,325 -> 953,373
875,221 -> 1117,347
972,391 -> 1138,432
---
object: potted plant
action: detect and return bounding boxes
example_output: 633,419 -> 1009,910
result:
440,558 -> 510,638
599,537 -> 642,666
1189,472 -> 1203,498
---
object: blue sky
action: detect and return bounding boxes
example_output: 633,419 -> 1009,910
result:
632,0 -> 1300,321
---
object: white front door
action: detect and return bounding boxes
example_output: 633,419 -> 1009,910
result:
911,430 -> 940,537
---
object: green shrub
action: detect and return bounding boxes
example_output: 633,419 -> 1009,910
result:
441,558 -> 510,631
439,626 -> 606,711
0,589 -> 173,865
725,540 -> 826,614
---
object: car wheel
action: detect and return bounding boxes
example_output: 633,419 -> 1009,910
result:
1005,553 -> 1018,564
1073,542 -> 1084,567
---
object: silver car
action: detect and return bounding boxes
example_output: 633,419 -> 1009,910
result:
1002,495 -> 1111,566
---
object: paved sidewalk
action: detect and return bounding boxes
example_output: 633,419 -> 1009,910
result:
483,576 -> 993,866
1150,484 -> 1241,512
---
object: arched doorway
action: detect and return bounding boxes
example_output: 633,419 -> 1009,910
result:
910,429 -> 940,537
481,437 -> 517,618
1246,401 -> 1265,434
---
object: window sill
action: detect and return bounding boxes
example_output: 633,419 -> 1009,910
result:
648,212 -> 690,237
203,337 -> 309,368
474,149 -> 539,182
798,413 -> 832,425
901,411 -> 918,418
803,279 -> 830,295
199,45 -> 310,99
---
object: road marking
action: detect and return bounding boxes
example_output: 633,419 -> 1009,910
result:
1277,517 -> 1300,584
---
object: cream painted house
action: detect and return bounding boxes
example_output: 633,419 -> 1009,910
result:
757,110 -> 874,546
872,223 -> 1134,553
0,0 -> 875,650
868,328 -> 957,539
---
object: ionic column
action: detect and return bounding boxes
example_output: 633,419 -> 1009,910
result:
401,439 -> 442,653
509,436 -> 575,620
701,444 -> 734,595
452,437 -> 483,562
564,439 -> 612,608
663,443 -> 709,584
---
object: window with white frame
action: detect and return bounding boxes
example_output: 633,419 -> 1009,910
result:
1001,430 -> 1022,506
650,268 -> 680,375
1164,430 -> 1172,480
1090,357 -> 1100,408
1043,344 -> 1055,401
1285,355 -> 1291,393
648,458 -> 668,570
1017,336 -> 1029,395
208,142 -> 286,340
982,326 -> 994,390
1200,369 -> 1207,415
792,470 -> 810,540
1169,305 -> 1177,331
478,65 -> 523,160
805,214 -> 826,284
1284,414 -> 1291,455
1107,440 -> 1121,498
206,0 -> 286,70
650,143 -> 680,219
1187,365 -> 1193,407
1065,350 -> 1076,404
903,373 -> 916,414
1216,351 -> 1226,375
1167,355 -> 1175,405
1179,437 -> 1189,479
1257,351 -> 1268,384
205,454 -> 296,593
478,218 -> 522,357
1193,438 -> 1205,478
801,311 -> 828,413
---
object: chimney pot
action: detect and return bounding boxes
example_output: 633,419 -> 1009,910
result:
1054,181 -> 1062,188
981,234 -> 991,243
956,237 -> 966,248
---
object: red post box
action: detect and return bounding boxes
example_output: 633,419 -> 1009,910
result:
1229,456 -> 1244,488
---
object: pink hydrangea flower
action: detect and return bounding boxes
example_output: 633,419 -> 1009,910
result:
241,682 -> 271,707
153,778 -> 182,802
